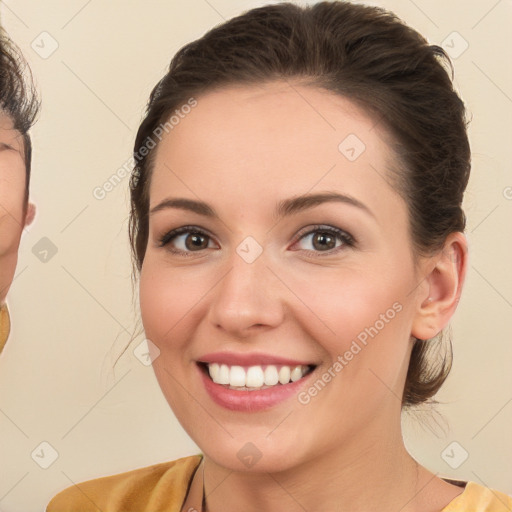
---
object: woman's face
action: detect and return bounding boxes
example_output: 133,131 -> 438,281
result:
0,115 -> 32,303
140,82 -> 430,472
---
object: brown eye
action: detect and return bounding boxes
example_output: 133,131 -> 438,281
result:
293,225 -> 355,256
311,232 -> 337,251
159,226 -> 216,256
184,232 -> 209,251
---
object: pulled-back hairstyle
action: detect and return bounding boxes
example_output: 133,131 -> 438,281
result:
129,1 -> 471,408
0,28 -> 39,205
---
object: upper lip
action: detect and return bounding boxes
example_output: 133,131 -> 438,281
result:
197,352 -> 317,367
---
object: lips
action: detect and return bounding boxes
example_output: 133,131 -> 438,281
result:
196,352 -> 318,411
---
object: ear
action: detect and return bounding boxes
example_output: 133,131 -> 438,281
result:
411,232 -> 468,341
24,202 -> 36,227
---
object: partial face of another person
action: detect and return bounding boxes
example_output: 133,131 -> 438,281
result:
139,82 -> 435,473
0,114 -> 34,303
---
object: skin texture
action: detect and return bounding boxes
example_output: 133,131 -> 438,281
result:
139,81 -> 468,512
0,114 -> 35,304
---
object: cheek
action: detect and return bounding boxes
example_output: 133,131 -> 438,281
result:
139,259 -> 215,419
284,261 -> 415,398
0,173 -> 25,255
139,257 -> 210,349
0,171 -> 25,219
285,263 -> 412,346
140,262 -> 175,342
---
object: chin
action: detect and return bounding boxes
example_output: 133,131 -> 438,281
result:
204,441 -> 304,474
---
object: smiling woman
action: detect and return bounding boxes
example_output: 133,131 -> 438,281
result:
46,1 -> 511,511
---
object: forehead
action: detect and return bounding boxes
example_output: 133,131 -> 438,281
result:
149,81 -> 401,217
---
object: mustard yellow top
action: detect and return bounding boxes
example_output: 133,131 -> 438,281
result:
46,454 -> 512,512
0,303 -> 10,354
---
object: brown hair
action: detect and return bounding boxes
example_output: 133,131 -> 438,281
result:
0,28 -> 39,206
129,1 -> 471,408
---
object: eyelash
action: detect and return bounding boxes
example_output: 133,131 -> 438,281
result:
158,224 -> 355,258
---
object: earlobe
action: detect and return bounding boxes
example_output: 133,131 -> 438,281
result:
24,203 -> 36,227
411,232 -> 468,341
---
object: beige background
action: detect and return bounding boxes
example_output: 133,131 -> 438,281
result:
0,1 -> 510,510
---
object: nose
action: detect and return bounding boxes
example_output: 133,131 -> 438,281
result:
207,248 -> 285,338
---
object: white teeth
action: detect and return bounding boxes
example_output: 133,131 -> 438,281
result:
230,365 -> 246,387
218,364 -> 230,385
264,365 -> 279,386
290,366 -> 303,382
206,363 -> 311,389
208,362 -> 219,381
278,366 -> 291,385
246,366 -> 264,388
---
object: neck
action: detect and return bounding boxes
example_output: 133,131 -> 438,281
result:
202,419 -> 431,512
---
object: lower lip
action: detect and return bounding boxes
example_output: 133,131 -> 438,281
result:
198,364 -> 315,412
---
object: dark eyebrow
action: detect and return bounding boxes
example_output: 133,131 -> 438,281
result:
150,197 -> 217,217
0,142 -> 15,151
149,191 -> 374,219
276,191 -> 374,219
